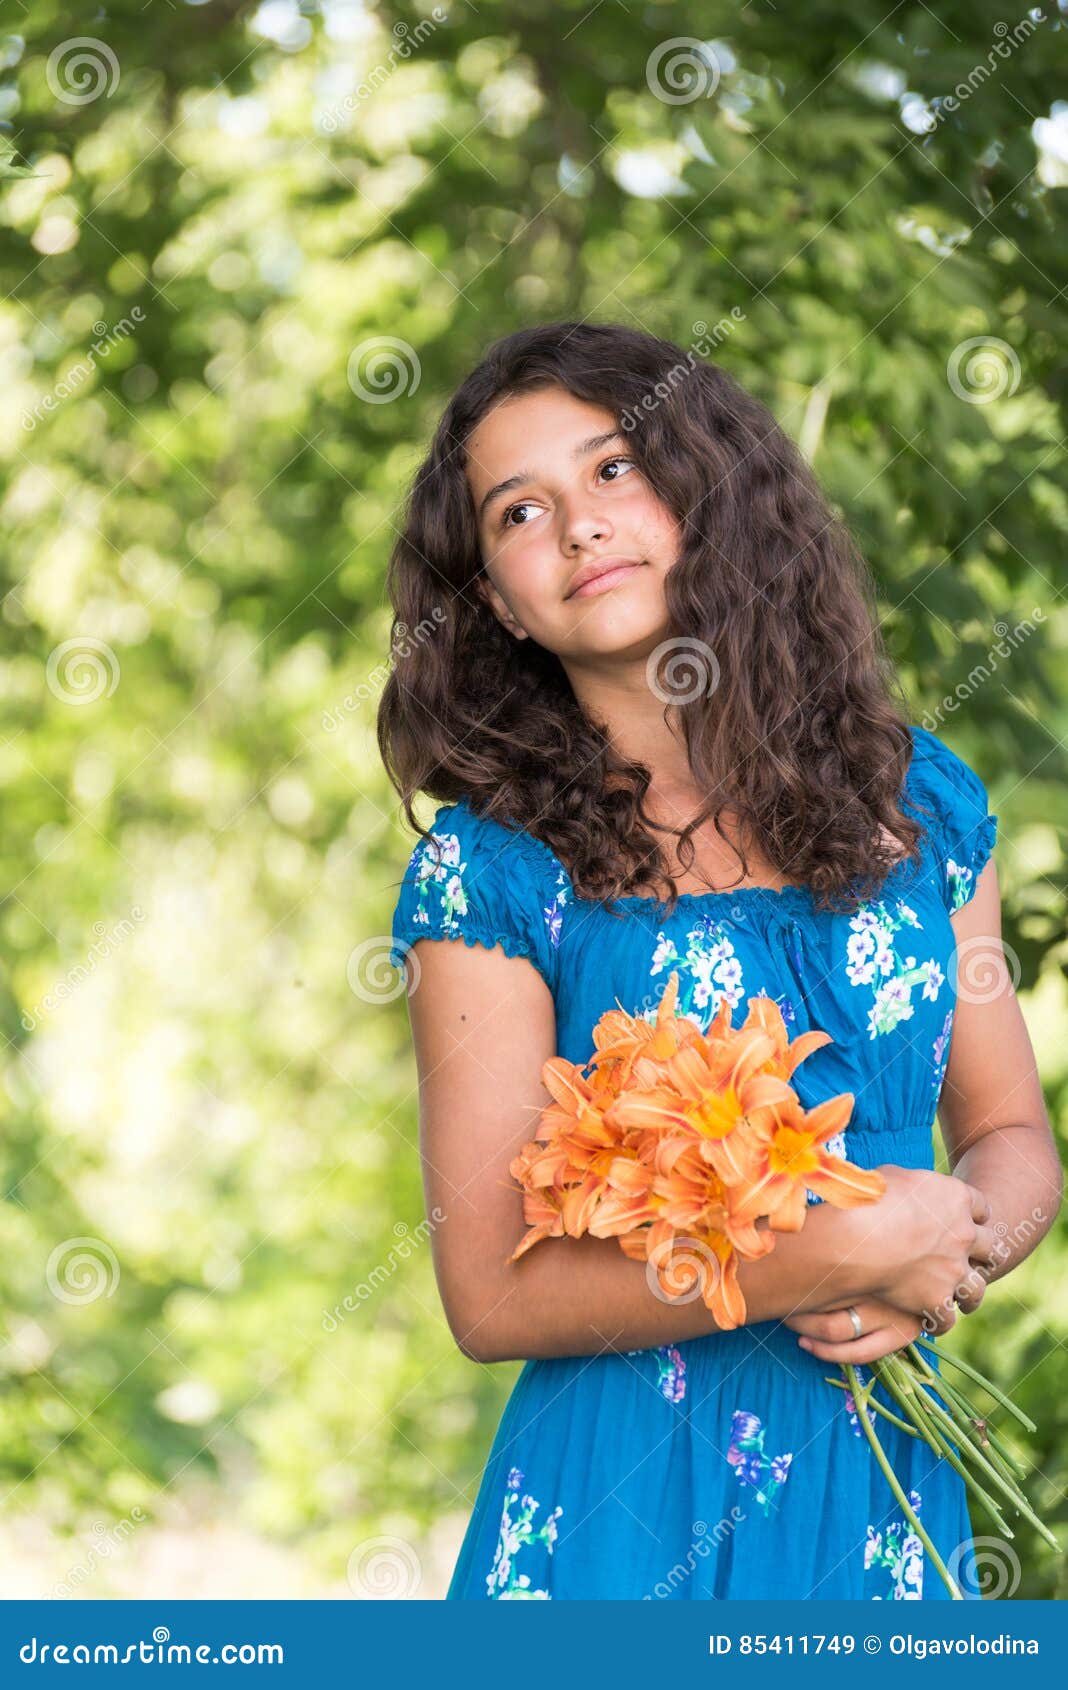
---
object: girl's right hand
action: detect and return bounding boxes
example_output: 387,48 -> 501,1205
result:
839,1164 -> 998,1331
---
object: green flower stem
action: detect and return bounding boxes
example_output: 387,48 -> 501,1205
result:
918,1373 -> 1030,1495
920,1394 -> 1060,1551
918,1389 -> 1049,1540
876,1358 -> 1011,1525
844,1364 -> 962,1600
899,1352 -> 1027,1487
822,1375 -> 923,1438
879,1368 -> 1014,1536
902,1353 -> 1029,1484
976,1420 -> 1029,1483
871,1350 -> 1059,1551
902,1347 -> 1039,1505
883,1355 -> 1032,1530
873,1355 -> 942,1456
910,1338 -> 1036,1432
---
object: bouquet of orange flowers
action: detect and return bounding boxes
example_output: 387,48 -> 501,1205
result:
507,969 -> 885,1327
506,971 -> 1058,1598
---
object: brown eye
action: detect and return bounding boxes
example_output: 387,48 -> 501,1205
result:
499,457 -> 634,529
599,456 -> 635,481
501,501 -> 538,529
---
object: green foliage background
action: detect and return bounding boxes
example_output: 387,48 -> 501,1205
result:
1,0 -> 1066,1597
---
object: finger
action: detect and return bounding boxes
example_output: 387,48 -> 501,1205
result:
953,1277 -> 987,1316
967,1184 -> 991,1226
917,1303 -> 957,1337
797,1328 -> 915,1366
786,1307 -> 869,1344
970,1221 -> 1002,1269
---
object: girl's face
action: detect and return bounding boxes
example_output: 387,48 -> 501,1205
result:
464,386 -> 682,660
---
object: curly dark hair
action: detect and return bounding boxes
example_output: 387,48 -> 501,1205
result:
376,320 -> 927,917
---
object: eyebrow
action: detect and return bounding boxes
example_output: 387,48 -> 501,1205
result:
476,430 -> 626,524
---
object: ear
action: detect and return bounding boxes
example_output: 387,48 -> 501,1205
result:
475,574 -> 529,641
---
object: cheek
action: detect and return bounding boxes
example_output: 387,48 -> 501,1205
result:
483,540 -> 550,621
485,536 -> 556,612
629,489 -> 680,556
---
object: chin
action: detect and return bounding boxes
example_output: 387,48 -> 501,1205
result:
571,609 -> 674,660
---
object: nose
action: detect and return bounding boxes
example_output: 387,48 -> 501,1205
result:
561,501 -> 613,554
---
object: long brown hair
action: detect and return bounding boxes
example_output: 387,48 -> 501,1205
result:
376,320 -> 926,916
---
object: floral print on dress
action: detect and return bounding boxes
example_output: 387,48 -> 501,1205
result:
725,1410 -> 793,1517
865,1488 -> 924,1598
486,1466 -> 563,1599
842,1364 -> 877,1438
655,1345 -> 687,1403
623,1344 -> 688,1403
845,900 -> 944,1039
931,1008 -> 954,1095
409,831 -> 469,933
946,857 -> 975,913
756,989 -> 797,1028
543,868 -> 569,950
648,914 -> 745,1026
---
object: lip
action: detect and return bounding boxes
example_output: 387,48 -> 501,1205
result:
565,558 -> 645,600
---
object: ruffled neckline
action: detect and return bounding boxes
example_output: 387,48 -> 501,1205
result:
491,808 -> 917,917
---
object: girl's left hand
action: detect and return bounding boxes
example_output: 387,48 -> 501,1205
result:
784,1296 -> 934,1365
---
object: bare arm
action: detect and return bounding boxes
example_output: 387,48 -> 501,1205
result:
403,935 -> 901,1363
784,857 -> 1063,1366
936,859 -> 1063,1298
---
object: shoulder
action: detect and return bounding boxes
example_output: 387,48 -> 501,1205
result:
395,798 -> 557,897
388,798 -> 564,991
904,724 -> 998,913
906,723 -> 986,804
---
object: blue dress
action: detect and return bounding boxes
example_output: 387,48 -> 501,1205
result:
388,725 -> 998,1600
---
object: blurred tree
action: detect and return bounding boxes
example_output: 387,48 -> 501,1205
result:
0,0 -> 1065,1596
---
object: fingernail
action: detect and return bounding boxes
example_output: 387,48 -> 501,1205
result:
797,1337 -> 812,1351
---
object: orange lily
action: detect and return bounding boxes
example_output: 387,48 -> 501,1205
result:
507,1054 -> 653,1256
731,1089 -> 885,1233
506,1180 -> 565,1262
612,1219 -> 748,1330
505,981 -> 883,1332
588,970 -> 703,1091
734,993 -> 835,1080
647,1135 -> 776,1260
607,1030 -> 795,1189
643,1215 -> 749,1330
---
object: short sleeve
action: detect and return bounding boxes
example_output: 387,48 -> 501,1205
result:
388,800 -> 560,992
905,725 -> 999,913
